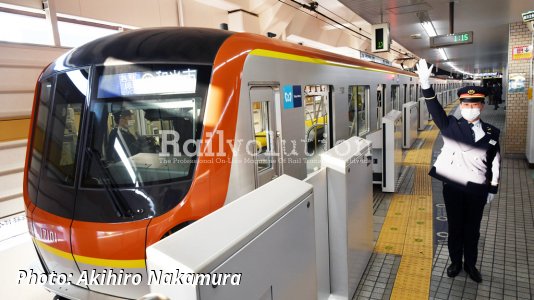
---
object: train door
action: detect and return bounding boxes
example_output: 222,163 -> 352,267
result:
348,85 -> 370,137
377,84 -> 386,128
304,84 -> 332,174
250,86 -> 279,187
402,84 -> 408,106
391,85 -> 400,111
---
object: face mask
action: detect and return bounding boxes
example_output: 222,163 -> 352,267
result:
127,120 -> 135,126
461,108 -> 481,121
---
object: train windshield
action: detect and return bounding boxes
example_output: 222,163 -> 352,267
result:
83,65 -> 207,188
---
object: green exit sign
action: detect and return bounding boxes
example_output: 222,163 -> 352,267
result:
430,31 -> 473,48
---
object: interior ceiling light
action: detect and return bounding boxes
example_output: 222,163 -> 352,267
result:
421,21 -> 437,37
417,11 -> 437,37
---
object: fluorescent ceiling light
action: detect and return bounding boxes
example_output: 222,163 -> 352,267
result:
421,21 -> 437,37
438,48 -> 448,60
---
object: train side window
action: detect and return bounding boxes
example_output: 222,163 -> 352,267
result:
409,84 -> 414,102
348,85 -> 370,137
252,101 -> 273,173
42,70 -> 87,186
391,85 -> 400,110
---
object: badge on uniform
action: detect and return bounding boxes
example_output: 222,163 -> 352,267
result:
489,139 -> 497,145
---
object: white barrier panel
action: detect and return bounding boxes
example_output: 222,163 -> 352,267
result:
146,175 -> 316,300
418,98 -> 429,130
321,137 -> 373,299
402,101 -> 418,149
367,110 -> 402,192
304,168 -> 330,300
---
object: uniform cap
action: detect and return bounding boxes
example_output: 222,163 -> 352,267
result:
113,110 -> 133,122
457,86 -> 487,103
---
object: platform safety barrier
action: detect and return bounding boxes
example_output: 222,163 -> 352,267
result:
145,136 -> 373,300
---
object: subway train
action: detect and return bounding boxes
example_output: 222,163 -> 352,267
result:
24,27 -> 468,299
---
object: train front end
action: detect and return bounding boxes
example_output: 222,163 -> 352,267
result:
23,28 -> 234,299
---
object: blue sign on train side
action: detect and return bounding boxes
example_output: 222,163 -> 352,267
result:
283,85 -> 302,109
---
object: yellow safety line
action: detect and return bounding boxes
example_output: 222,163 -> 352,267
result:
373,100 -> 459,299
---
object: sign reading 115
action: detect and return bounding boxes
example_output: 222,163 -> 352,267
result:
454,33 -> 470,42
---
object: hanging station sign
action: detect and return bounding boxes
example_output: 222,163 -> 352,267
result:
430,31 -> 473,48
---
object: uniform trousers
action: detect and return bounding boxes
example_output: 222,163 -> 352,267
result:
442,182 -> 486,267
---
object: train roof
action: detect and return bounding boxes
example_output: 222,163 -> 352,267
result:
42,27 -> 416,78
43,27 -> 234,75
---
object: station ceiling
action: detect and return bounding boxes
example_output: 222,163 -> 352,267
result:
338,0 -> 533,75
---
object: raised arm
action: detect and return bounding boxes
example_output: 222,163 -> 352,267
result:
415,59 -> 449,130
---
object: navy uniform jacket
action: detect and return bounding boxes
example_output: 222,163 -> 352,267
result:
422,88 -> 501,195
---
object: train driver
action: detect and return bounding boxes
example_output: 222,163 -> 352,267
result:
107,110 -> 141,161
416,59 -> 501,283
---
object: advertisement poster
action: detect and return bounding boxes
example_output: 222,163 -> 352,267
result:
508,73 -> 526,93
512,45 -> 533,60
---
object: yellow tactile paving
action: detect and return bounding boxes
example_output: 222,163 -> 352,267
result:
390,287 -> 429,300
393,272 -> 431,291
402,243 -> 433,259
374,241 -> 404,255
375,101 -> 460,300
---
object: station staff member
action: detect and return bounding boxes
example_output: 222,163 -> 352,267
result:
415,59 -> 501,283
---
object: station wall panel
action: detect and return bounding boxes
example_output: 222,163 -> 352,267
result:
0,140 -> 26,218
0,42 -> 67,142
0,67 -> 42,92
0,93 -> 34,119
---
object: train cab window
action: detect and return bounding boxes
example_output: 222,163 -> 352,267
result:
27,77 -> 54,202
252,101 -> 273,173
348,85 -> 370,137
409,84 -> 414,102
83,65 -> 206,188
42,70 -> 87,186
391,85 -> 400,111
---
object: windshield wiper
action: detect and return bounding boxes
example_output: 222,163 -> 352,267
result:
85,147 -> 134,218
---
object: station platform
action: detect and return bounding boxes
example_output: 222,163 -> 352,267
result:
1,102 -> 533,300
354,103 -> 534,300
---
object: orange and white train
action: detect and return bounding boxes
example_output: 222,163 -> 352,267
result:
24,27 -> 465,299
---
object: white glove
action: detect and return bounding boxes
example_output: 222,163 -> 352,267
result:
414,59 -> 433,90
487,193 -> 495,204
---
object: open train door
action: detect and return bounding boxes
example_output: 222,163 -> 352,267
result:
303,84 -> 333,175
249,85 -> 281,187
